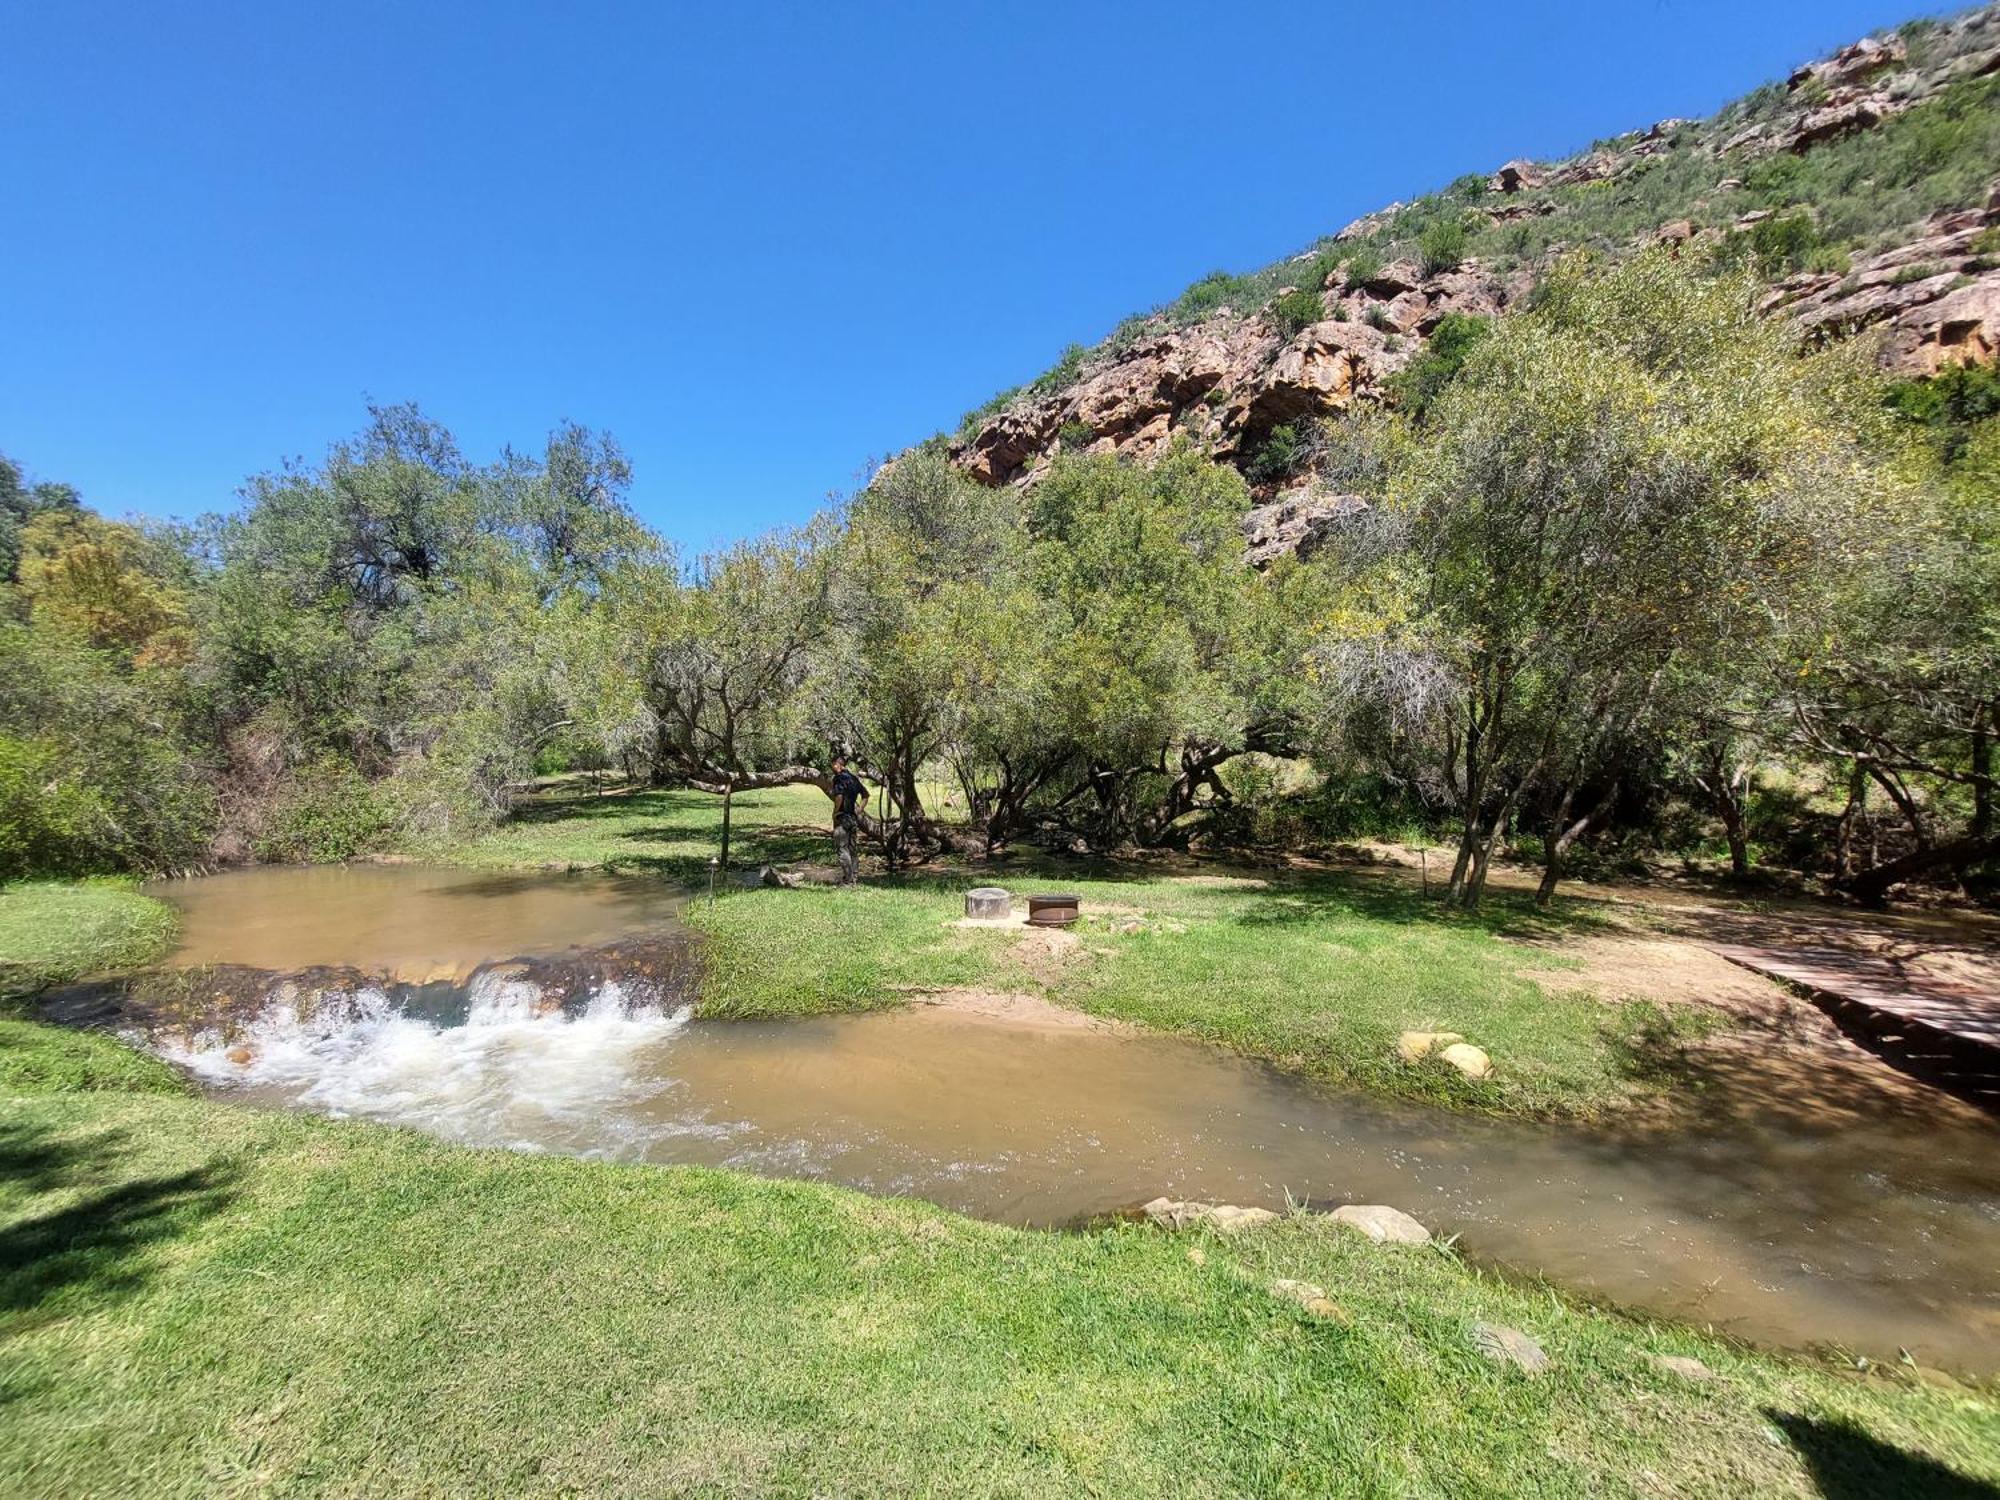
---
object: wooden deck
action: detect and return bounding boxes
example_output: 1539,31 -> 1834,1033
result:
1709,942 -> 2000,1107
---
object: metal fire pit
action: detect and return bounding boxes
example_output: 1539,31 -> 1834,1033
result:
1027,892 -> 1081,928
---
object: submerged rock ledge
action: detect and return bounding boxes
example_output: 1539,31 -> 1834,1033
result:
38,933 -> 706,1048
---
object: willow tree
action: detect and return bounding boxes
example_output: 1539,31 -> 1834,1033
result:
621,524 -> 833,869
1020,443 -> 1309,849
1778,409 -> 2000,898
814,449 -> 1023,863
1374,251 -> 1892,908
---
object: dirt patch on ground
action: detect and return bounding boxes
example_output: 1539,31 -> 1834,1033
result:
1000,924 -> 1088,987
911,987 -> 1126,1034
1517,932 -> 1791,1015
1621,1001 -> 1996,1133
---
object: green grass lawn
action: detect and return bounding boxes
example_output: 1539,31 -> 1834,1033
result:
460,783 -> 1703,1118
2,1028 -> 1995,1498
0,878 -> 180,1003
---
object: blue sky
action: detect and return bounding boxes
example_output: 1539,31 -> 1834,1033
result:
1,0 -> 1938,553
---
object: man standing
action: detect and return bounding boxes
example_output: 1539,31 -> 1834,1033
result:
827,754 -> 867,885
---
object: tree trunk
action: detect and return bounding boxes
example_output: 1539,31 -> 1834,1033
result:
1721,803 -> 1751,882
1864,762 -> 1930,854
1459,776 -> 1530,912
1833,761 -> 1866,880
1535,783 -> 1577,909
1839,831 -> 2000,904
1973,713 -> 1994,841
718,778 -> 734,872
1535,780 -> 1618,908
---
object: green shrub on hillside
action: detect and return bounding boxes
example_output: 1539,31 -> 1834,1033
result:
1269,287 -> 1325,337
1749,209 -> 1823,276
1342,245 -> 1384,287
1170,270 -> 1259,324
1391,312 -> 1493,420
1242,420 -> 1322,486
1887,362 -> 2000,462
1418,215 -> 1469,275
1028,343 -> 1086,397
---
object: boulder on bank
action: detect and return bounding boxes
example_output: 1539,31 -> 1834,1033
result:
1142,1197 -> 1279,1234
1647,1353 -> 1714,1382
1473,1321 -> 1550,1375
1330,1204 -> 1432,1245
1396,1030 -> 1463,1063
1269,1279 -> 1350,1322
1439,1042 -> 1492,1080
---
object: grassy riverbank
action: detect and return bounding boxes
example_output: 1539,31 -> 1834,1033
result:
460,783 -> 1707,1118
2,1026 -> 1996,1498
0,879 -> 179,1003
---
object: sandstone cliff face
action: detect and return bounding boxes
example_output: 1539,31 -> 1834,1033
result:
944,5 -> 2000,518
1763,195 -> 2000,374
956,260 -> 1532,488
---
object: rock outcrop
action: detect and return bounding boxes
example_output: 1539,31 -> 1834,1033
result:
1762,201 -> 2000,374
952,261 -> 1527,490
1142,1197 -> 1279,1233
1241,491 -> 1370,569
1329,1204 -> 1432,1245
930,6 -> 2000,565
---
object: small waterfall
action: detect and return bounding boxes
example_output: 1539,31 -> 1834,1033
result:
161,969 -> 694,1157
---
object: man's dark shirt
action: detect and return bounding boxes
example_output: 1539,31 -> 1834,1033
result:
830,770 -> 865,822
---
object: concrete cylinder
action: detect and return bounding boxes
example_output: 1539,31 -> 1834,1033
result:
965,887 -> 1012,920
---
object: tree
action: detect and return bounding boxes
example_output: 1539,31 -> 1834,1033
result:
1363,251 -> 1890,908
815,450 -> 1024,863
0,452 -> 83,585
15,510 -> 192,662
1020,444 -> 1308,849
1776,407 -> 2000,899
622,527 -> 832,869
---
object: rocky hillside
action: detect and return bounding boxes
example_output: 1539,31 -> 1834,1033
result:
940,5 -> 2000,518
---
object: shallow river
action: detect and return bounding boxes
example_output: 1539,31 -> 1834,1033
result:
144,865 -> 2000,1373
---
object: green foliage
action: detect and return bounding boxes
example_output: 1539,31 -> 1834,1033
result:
0,452 -> 83,585
1341,244 -> 1384,287
1417,214 -> 1469,275
1242,421 -> 1321,486
1056,419 -> 1096,450
0,1018 -> 187,1091
4,1073 -> 1993,1496
1382,251 -> 1896,906
1390,311 -> 1492,420
0,879 -> 179,1001
1886,362 -> 2000,463
1269,286 -> 1325,337
0,623 -> 217,876
1029,342 -> 1086,397
1169,269 -> 1259,324
1302,249 -> 1344,289
256,758 -> 397,864
0,737 -> 107,881
1738,209 -> 1825,278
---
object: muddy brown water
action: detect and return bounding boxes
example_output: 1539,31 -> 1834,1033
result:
144,865 -> 2000,1374
148,864 -> 684,979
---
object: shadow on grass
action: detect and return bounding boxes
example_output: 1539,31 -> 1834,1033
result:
1227,869 -> 1616,941
0,1121 -> 237,1325
1768,1412 -> 2000,1499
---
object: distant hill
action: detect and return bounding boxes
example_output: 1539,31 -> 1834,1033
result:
933,5 -> 2000,500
